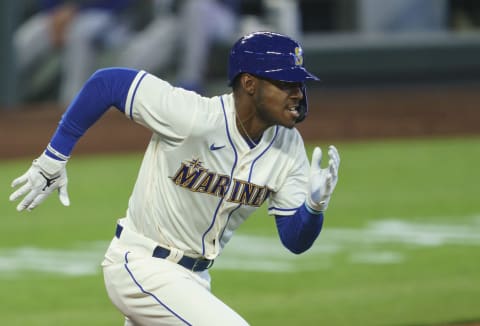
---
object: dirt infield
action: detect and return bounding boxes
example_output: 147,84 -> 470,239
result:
1,83 -> 479,159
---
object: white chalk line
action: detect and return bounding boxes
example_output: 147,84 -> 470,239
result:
1,216 -> 479,276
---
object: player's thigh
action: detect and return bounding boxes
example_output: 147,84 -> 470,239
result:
132,270 -> 249,326
104,251 -> 249,326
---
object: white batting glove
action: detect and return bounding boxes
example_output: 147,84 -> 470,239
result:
306,145 -> 340,212
9,153 -> 70,212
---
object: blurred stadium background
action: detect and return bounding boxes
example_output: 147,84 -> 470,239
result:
1,0 -> 480,154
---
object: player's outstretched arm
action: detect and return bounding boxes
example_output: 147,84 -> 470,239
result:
9,68 -> 139,211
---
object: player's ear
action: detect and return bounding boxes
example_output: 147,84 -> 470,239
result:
240,73 -> 256,96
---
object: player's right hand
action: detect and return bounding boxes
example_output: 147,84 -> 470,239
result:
9,153 -> 70,212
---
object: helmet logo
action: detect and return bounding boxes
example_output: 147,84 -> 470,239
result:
294,47 -> 303,66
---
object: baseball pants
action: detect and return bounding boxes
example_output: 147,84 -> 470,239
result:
102,225 -> 249,326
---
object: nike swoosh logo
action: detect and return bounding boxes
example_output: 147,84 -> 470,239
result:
210,144 -> 225,151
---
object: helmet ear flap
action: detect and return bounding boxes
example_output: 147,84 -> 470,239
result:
295,87 -> 308,123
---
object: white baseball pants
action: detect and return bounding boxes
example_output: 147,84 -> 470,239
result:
102,225 -> 249,326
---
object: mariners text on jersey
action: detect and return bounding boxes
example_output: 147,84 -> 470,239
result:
170,158 -> 272,207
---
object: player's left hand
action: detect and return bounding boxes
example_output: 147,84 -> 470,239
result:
9,153 -> 70,212
306,145 -> 340,212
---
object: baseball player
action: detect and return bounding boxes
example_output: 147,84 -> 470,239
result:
9,31 -> 340,325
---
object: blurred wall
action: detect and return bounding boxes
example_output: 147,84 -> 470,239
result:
0,2 -> 19,107
4,0 -> 480,105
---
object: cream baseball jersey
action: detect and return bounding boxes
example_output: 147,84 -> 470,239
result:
121,71 -> 310,260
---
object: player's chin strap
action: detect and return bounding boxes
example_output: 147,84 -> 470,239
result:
295,87 -> 308,123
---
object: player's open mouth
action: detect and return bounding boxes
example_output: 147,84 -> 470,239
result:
287,106 -> 300,118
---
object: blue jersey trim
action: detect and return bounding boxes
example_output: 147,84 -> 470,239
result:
201,96 -> 238,256
128,71 -> 148,120
218,203 -> 242,245
248,126 -> 278,182
269,206 -> 298,212
218,122 -> 278,247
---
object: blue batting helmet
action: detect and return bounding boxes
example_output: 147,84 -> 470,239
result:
228,31 -> 320,122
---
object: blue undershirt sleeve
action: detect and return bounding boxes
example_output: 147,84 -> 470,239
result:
275,203 -> 324,254
45,67 -> 138,160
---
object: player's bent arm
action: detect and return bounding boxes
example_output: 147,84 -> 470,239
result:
275,145 -> 340,254
46,67 -> 138,159
275,204 -> 324,254
9,68 -> 139,211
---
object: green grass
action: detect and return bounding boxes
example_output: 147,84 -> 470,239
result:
1,136 -> 479,325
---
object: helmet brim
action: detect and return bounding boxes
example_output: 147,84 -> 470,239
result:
260,66 -> 321,83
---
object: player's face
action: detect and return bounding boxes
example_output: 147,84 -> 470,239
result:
253,76 -> 304,129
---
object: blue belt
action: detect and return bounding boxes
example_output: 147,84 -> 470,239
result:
115,224 -> 214,272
